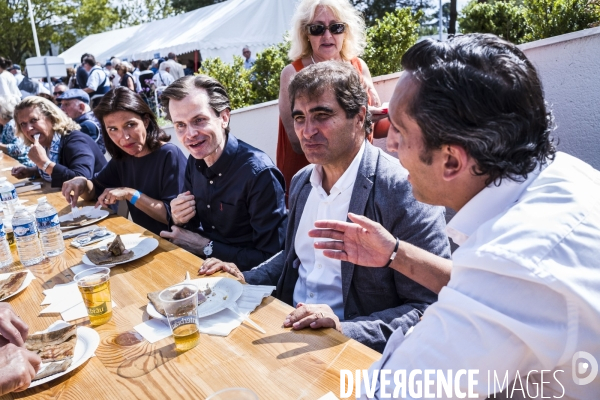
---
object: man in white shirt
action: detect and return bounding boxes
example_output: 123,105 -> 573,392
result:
82,55 -> 110,97
164,52 -> 184,80
0,58 -> 21,101
312,34 -> 600,398
153,61 -> 175,88
198,61 -> 451,351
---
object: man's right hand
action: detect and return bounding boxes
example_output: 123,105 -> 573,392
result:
0,303 -> 29,347
198,258 -> 245,283
170,191 -> 196,225
62,177 -> 90,207
0,344 -> 41,395
308,212 -> 397,268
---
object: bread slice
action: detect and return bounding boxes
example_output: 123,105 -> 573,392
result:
0,271 -> 28,300
26,324 -> 78,381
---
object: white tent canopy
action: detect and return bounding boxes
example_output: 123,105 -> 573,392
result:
59,0 -> 297,65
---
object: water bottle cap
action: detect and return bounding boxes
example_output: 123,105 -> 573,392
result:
37,196 -> 47,204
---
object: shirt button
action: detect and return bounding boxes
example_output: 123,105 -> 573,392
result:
218,173 -> 222,176
211,226 -> 215,229
210,180 -> 213,184
207,205 -> 210,208
309,292 -> 314,298
317,264 -> 322,269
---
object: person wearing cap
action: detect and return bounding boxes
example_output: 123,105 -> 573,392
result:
242,46 -> 255,70
8,65 -> 50,98
58,89 -> 106,154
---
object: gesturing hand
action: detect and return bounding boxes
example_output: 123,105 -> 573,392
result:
170,191 -> 196,225
198,258 -> 245,282
308,212 -> 397,268
96,187 -> 133,207
11,166 -> 34,179
284,303 -> 341,332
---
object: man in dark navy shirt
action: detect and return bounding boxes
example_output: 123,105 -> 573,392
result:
159,75 -> 287,270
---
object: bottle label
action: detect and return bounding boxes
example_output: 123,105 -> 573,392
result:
36,213 -> 60,230
0,189 -> 17,202
0,223 -> 4,238
13,222 -> 37,237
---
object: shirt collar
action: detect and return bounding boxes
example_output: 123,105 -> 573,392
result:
309,140 -> 366,198
446,166 -> 545,246
195,133 -> 238,178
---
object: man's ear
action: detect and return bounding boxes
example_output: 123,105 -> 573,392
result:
442,145 -> 470,181
220,108 -> 231,129
355,105 -> 367,129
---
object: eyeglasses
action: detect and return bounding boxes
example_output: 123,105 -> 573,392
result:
54,91 -> 64,96
306,23 -> 346,36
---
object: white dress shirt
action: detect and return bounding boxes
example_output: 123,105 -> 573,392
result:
361,152 -> 600,399
153,71 -> 175,88
0,70 -> 21,101
293,141 -> 366,320
164,60 -> 184,80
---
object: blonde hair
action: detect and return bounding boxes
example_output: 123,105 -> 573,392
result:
0,96 -> 19,121
289,0 -> 367,62
117,62 -> 134,73
14,96 -> 79,145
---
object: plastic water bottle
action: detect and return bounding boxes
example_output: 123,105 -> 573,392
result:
12,206 -> 44,266
35,197 -> 65,257
0,177 -> 19,215
0,218 -> 13,267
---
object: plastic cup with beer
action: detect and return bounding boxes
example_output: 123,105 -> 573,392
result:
159,283 -> 200,352
74,266 -> 113,326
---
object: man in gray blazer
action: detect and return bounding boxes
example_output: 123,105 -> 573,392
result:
199,61 -> 450,352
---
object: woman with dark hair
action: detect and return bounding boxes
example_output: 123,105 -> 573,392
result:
61,87 -> 187,235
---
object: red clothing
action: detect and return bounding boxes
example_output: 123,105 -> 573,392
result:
276,58 -> 373,202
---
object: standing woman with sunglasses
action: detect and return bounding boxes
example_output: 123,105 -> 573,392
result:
276,0 -> 386,202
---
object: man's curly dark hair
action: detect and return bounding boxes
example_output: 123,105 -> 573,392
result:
401,33 -> 556,185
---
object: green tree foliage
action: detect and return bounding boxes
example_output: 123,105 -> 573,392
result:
460,0 -> 600,44
200,56 -> 254,109
251,40 -> 291,105
352,0 -> 431,26
362,7 -> 422,76
459,0 -> 527,44
171,0 -> 224,13
523,0 -> 600,41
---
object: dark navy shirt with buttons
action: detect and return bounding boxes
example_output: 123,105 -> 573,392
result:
176,134 -> 287,271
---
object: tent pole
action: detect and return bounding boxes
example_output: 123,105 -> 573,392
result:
27,0 -> 41,57
194,51 -> 199,73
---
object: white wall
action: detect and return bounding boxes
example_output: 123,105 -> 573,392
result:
519,27 -> 600,170
166,28 -> 600,168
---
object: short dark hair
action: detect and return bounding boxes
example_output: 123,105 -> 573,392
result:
82,55 -> 96,67
401,33 -> 556,185
161,75 -> 231,134
0,57 -> 11,70
94,87 -> 171,160
80,53 -> 91,63
168,52 -> 176,60
288,61 -> 372,136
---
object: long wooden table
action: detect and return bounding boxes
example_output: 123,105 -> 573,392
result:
0,154 -> 379,400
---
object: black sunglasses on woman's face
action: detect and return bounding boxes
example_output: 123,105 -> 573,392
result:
306,23 -> 346,36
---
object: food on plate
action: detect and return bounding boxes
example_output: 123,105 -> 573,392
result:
61,215 -> 92,227
0,271 -> 28,300
148,284 -> 210,316
25,324 -> 77,380
85,235 -> 134,265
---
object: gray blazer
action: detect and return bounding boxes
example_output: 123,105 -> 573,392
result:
243,143 -> 451,352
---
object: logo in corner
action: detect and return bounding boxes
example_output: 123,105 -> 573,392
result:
572,351 -> 598,385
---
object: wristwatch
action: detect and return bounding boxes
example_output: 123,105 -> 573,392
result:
203,241 -> 213,257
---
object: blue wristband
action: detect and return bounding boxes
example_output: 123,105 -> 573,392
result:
130,190 -> 142,205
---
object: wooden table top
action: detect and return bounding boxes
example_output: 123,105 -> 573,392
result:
0,155 -> 379,400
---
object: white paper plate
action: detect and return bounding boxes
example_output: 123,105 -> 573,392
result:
59,206 -> 109,230
81,234 -> 159,266
29,321 -> 100,388
0,270 -> 35,301
147,277 -> 244,320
